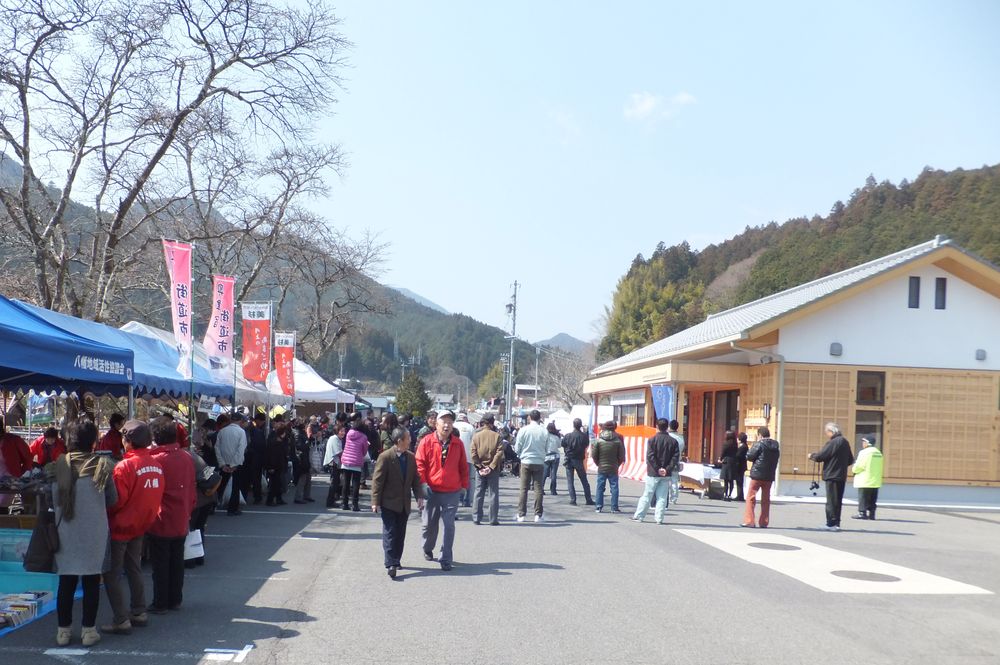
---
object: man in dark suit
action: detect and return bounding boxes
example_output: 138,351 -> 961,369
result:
372,426 -> 425,578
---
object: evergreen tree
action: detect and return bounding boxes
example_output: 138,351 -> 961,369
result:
477,361 -> 506,398
395,372 -> 432,417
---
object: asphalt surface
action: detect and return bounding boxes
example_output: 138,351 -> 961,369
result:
2,473 -> 999,664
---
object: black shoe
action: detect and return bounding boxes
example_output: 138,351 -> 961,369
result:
294,499 -> 307,504
147,606 -> 168,615
352,505 -> 360,512
424,551 -> 434,561
490,521 -> 500,526
388,566 -> 397,579
342,504 -> 350,511
168,604 -> 181,611
568,501 -> 577,506
473,519 -> 481,525
585,500 -> 596,506
551,490 -> 558,495
851,513 -> 868,520
440,563 -> 452,571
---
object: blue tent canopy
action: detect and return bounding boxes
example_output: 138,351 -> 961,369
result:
0,295 -> 134,394
12,300 -> 233,399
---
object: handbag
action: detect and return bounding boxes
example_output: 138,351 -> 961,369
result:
23,494 -> 60,573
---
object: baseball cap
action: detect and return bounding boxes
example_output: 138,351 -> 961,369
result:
437,409 -> 456,421
122,420 -> 152,446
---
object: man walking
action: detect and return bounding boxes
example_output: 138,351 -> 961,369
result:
809,422 -> 855,531
147,417 -> 196,613
454,413 -> 476,508
591,421 -> 626,513
632,419 -> 680,524
742,427 -> 780,528
372,427 -> 424,579
668,420 -> 685,505
415,410 -> 468,571
215,413 -> 248,516
513,410 -> 551,523
102,421 -> 164,634
852,435 -> 883,520
561,419 -> 594,506
470,414 -> 504,525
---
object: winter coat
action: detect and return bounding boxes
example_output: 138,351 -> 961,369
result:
29,435 -> 66,467
415,432 -> 469,493
264,430 -> 293,472
148,444 -> 196,539
108,448 -> 165,542
340,428 -> 370,470
561,430 -> 589,461
372,449 -> 423,514
591,430 -> 626,475
1,433 -> 32,477
852,446 -> 884,489
645,432 -> 680,477
812,435 -> 854,482
53,457 -> 118,575
747,438 -> 781,482
513,422 -> 550,466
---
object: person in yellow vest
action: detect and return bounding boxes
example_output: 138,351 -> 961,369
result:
851,435 -> 883,521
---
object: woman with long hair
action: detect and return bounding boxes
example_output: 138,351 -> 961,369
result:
52,417 -> 118,647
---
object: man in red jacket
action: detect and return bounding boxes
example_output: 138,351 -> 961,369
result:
102,420 -> 165,634
415,410 -> 468,571
29,427 -> 66,467
147,416 -> 196,613
0,417 -> 32,477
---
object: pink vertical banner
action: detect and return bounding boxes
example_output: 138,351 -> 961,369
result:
204,275 -> 236,382
274,331 -> 296,398
162,240 -> 193,379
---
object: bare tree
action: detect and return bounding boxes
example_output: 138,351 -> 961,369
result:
538,346 -> 594,409
0,0 -> 349,320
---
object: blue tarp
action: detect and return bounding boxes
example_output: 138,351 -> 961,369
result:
0,295 -> 134,394
12,300 -> 233,399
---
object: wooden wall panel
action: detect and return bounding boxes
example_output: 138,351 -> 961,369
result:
744,365 -> 777,434
781,368 -> 852,471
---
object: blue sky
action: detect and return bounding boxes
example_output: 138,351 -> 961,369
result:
317,1 -> 1000,344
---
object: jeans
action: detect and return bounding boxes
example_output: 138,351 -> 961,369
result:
857,487 -> 879,519
381,508 -> 409,568
564,458 -> 593,504
474,469 -> 500,523
543,458 -> 560,494
595,472 -> 619,511
517,463 -> 544,517
58,574 -> 100,628
147,534 -> 186,610
341,469 -> 361,509
744,479 -> 772,527
633,475 -> 669,523
462,463 -> 475,506
421,489 -> 460,565
104,537 -> 146,624
294,471 -> 312,501
669,471 -> 680,504
825,479 -> 846,527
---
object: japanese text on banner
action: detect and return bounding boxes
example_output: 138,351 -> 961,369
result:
204,275 -> 236,382
162,240 -> 193,379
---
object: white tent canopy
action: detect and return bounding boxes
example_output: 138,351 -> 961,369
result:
544,408 -> 573,435
267,358 -> 355,404
120,321 -> 289,407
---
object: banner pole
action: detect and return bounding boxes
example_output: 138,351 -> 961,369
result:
265,299 -> 273,437
189,247 -> 196,434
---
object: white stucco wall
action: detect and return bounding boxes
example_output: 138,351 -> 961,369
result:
777,265 -> 1000,370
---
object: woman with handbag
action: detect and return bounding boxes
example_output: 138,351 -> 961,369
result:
52,418 -> 118,647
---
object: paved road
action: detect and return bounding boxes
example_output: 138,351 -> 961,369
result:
3,474 -> 999,664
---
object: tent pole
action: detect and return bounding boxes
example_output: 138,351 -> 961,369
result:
128,385 -> 135,420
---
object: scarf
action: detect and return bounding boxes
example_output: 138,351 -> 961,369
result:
55,451 -> 113,521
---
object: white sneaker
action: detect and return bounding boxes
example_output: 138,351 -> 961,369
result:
534,514 -> 544,523
516,514 -> 525,522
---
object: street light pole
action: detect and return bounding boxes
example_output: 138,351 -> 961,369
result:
534,346 -> 539,407
505,281 -> 518,424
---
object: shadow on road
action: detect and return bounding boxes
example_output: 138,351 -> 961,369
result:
397,561 -> 564,579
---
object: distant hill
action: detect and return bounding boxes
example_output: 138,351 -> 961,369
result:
390,287 -> 450,315
535,333 -> 593,355
598,164 -> 1000,360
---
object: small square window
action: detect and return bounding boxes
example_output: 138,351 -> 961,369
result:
856,371 -> 885,406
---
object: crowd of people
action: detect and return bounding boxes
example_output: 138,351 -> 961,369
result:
0,405 -> 886,642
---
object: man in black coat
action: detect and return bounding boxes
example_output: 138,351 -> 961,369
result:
809,422 -> 855,531
560,419 -> 594,506
630,419 -> 680,524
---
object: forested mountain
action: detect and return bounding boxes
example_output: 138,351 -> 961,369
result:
598,164 -> 1000,360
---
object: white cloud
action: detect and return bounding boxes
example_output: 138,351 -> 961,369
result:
624,90 -> 696,123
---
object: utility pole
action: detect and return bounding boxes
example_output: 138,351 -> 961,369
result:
505,281 -> 519,424
534,346 -> 540,407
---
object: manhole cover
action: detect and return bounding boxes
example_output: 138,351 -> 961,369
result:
830,570 -> 901,582
748,542 -> 801,551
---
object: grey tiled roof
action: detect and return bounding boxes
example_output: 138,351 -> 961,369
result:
592,238 -> 951,375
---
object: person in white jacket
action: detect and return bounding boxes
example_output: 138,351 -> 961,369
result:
323,425 -> 345,508
454,414 -> 476,508
513,410 -> 553,523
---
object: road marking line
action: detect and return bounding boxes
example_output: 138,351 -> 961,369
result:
675,529 -> 993,595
